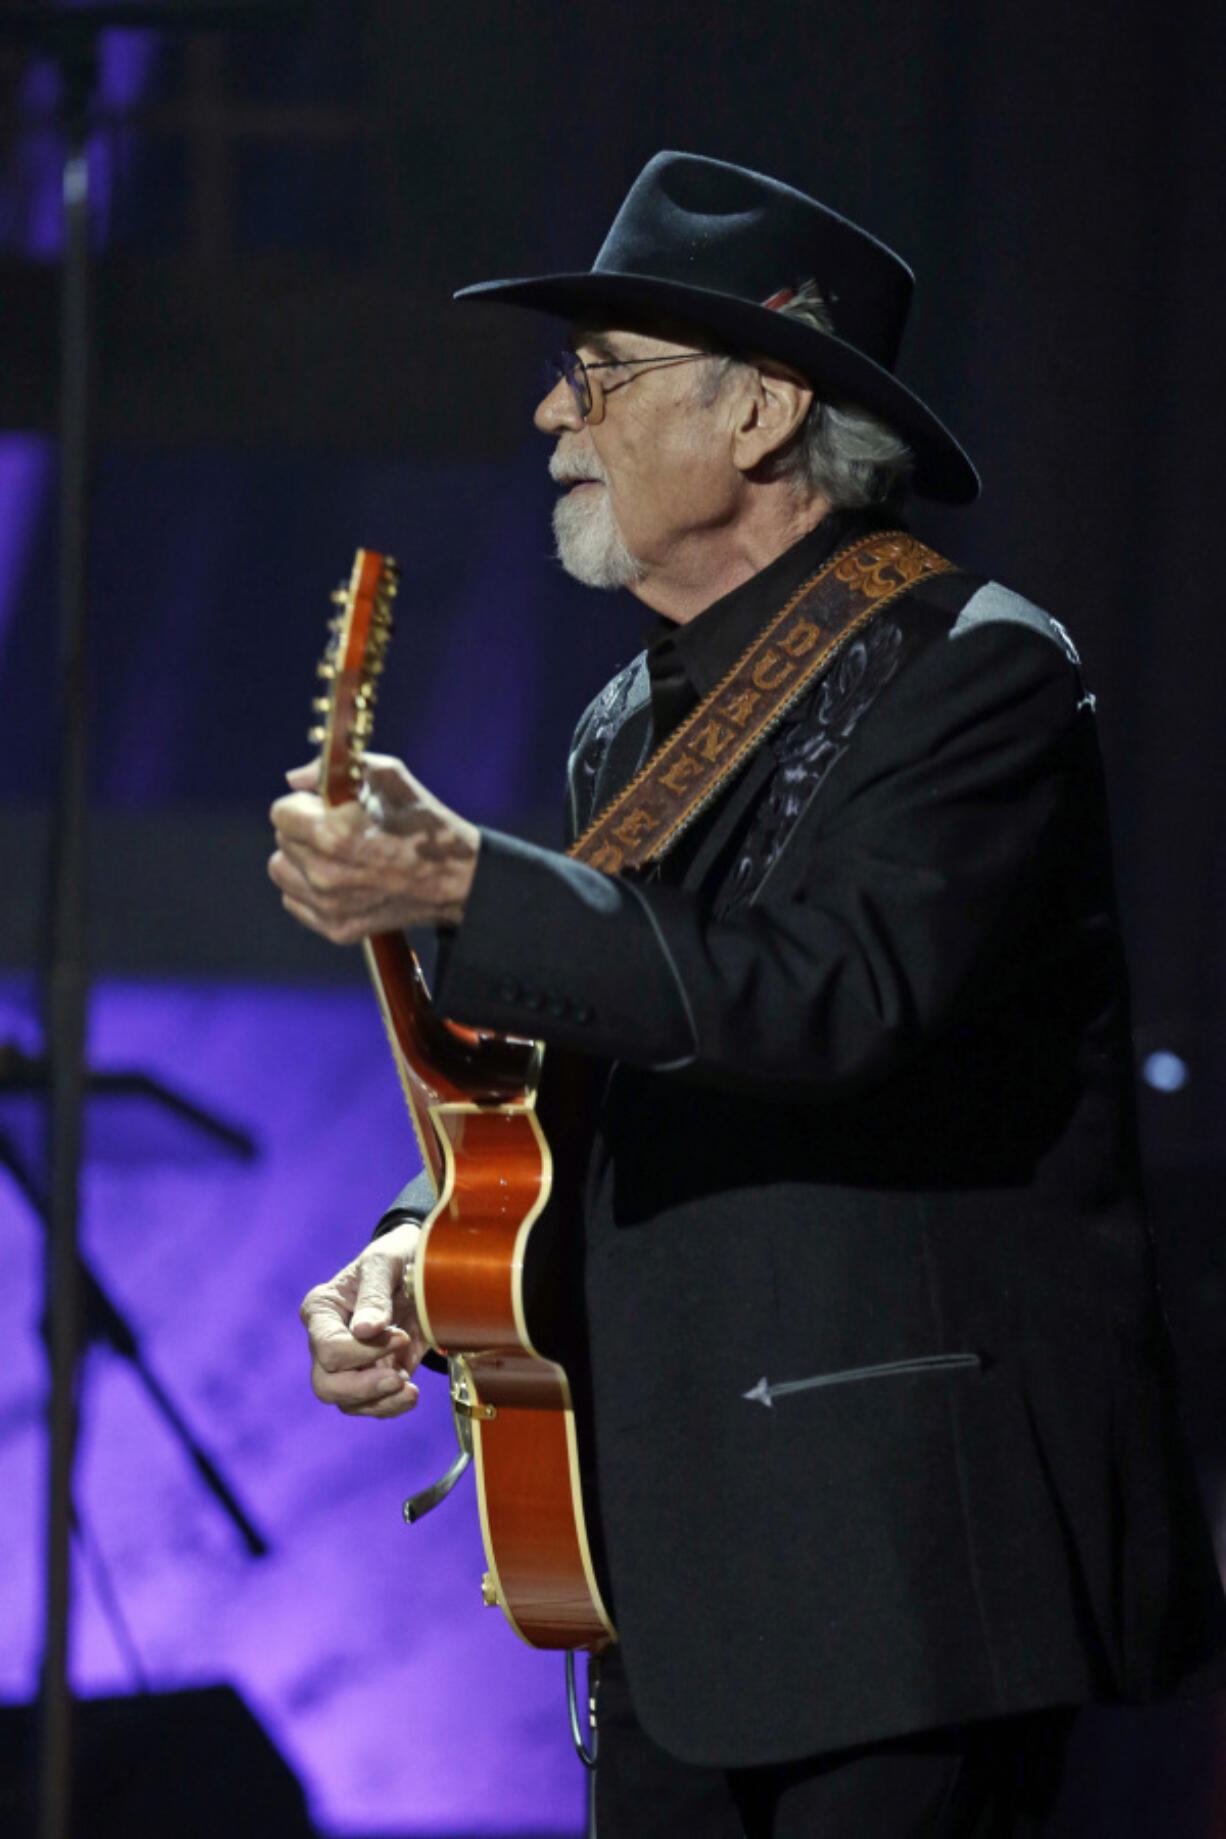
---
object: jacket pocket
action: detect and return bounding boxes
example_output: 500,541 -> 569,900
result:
743,1351 -> 982,1408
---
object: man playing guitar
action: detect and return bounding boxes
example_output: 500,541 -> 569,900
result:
270,154 -> 1225,1837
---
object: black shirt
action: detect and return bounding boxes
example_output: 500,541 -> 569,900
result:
644,507 -> 898,746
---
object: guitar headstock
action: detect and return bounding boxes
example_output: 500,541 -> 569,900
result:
309,549 -> 399,808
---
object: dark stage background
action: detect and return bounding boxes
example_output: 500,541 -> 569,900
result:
0,1 -> 1223,1833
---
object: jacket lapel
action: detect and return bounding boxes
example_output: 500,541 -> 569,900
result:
678,747 -> 778,894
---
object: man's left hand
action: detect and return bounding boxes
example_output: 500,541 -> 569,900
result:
269,753 -> 480,942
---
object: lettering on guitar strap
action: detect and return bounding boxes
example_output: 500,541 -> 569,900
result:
568,532 -> 956,876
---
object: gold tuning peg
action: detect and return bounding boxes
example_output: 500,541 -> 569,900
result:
307,724 -> 325,744
311,695 -> 331,714
316,661 -> 336,680
331,587 -> 348,605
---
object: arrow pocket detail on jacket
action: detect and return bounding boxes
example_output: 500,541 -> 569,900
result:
743,1351 -> 983,1409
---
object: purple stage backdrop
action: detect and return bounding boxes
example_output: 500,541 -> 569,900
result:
0,975 -> 585,1835
4,9 -> 1225,1832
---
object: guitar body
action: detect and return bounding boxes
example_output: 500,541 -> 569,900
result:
313,555 -> 614,1654
417,1095 -> 613,1649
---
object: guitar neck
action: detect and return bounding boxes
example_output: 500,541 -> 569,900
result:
313,547 -> 540,1192
361,928 -> 541,1188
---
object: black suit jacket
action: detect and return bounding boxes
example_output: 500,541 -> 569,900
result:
393,565 -> 1225,1767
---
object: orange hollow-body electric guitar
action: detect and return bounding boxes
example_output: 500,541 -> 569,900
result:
310,549 -> 614,1653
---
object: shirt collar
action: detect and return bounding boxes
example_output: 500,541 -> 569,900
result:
646,507 -> 903,714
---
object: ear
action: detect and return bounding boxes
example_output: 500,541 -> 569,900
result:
729,364 -> 813,474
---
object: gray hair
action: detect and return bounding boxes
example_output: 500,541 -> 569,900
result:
700,282 -> 914,510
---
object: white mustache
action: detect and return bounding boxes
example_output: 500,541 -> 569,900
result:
549,447 -> 606,486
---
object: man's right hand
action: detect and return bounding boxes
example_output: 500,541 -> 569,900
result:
300,1221 -> 430,1418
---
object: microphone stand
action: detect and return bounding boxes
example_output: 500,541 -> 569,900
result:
41,36 -> 99,1839
0,9 -> 308,1836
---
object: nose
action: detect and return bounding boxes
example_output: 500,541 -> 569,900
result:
534,374 -> 584,435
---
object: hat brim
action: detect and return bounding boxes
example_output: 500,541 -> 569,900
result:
455,271 -> 979,506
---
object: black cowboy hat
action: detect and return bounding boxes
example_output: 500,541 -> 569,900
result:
455,150 -> 979,506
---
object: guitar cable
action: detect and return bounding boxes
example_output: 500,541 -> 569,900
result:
566,1647 -> 599,1769
566,1650 -> 600,1838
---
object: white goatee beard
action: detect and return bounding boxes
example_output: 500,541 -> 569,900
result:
549,454 -> 646,591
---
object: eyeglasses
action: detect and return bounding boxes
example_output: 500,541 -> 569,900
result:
546,348 -> 718,423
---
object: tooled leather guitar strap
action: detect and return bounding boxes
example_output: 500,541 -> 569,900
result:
567,530 -> 957,874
